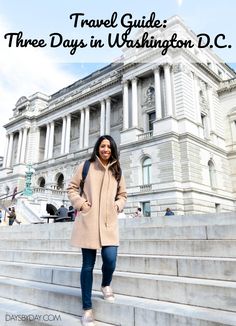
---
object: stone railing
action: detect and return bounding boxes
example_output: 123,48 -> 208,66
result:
33,187 -> 66,197
139,184 -> 152,192
218,77 -> 236,94
137,131 -> 153,141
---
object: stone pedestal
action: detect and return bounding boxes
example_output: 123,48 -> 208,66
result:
153,117 -> 178,136
120,127 -> 143,144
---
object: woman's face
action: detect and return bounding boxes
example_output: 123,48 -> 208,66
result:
98,139 -> 111,164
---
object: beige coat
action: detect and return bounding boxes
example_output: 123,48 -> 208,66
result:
67,157 -> 127,249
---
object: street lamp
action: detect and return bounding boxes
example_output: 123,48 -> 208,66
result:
23,164 -> 35,196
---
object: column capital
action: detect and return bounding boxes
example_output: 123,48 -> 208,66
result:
153,65 -> 161,73
206,83 -> 213,91
121,79 -> 129,85
131,76 -> 138,82
163,62 -> 172,69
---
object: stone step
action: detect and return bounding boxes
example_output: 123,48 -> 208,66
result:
120,224 -> 236,240
119,239 -> 236,257
0,276 -> 235,326
0,211 -> 236,236
1,239 -> 236,257
2,221 -> 236,241
0,225 -> 226,240
1,250 -> 236,281
0,261 -> 235,312
120,211 -> 236,227
0,297 -> 115,326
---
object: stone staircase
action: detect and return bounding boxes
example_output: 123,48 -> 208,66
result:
0,212 -> 236,325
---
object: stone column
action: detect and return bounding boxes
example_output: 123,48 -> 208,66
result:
60,116 -> 66,155
79,109 -> 85,150
154,67 -> 162,119
123,81 -> 129,129
44,124 -> 50,160
131,78 -> 138,127
64,114 -> 71,154
207,86 -> 216,132
20,127 -> 28,163
48,121 -> 55,159
231,121 -> 236,142
105,97 -> 111,135
16,129 -> 23,164
3,134 -> 10,168
6,133 -> 14,167
100,100 -> 105,136
34,127 -> 40,163
163,64 -> 173,116
84,107 -> 90,148
193,74 -> 202,124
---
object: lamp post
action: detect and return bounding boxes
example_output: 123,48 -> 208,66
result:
23,164 -> 35,196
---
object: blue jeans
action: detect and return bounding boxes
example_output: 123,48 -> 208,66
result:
81,246 -> 118,310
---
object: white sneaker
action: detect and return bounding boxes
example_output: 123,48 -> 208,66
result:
81,309 -> 95,326
101,286 -> 115,302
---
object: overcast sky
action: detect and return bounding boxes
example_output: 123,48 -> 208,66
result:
0,0 -> 236,156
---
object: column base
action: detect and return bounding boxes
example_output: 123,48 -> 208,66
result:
153,117 -> 178,136
120,127 -> 143,144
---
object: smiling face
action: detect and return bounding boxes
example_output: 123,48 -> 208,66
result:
98,139 -> 111,165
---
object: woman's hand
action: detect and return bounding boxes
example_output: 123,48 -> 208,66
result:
81,202 -> 91,212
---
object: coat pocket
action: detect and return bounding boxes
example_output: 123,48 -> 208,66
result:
81,202 -> 91,214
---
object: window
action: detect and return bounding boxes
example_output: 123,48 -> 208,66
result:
57,173 -> 64,190
148,111 -> 156,131
142,201 -> 151,217
201,113 -> 209,138
38,177 -> 45,188
142,157 -> 152,185
215,203 -> 221,213
208,160 -> 217,189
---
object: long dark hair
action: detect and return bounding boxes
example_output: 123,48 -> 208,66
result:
90,135 -> 122,182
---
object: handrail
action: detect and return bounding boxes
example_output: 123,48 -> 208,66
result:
0,190 -> 23,200
0,203 -> 11,215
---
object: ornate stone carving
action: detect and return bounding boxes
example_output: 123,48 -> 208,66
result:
15,96 -> 28,107
172,63 -> 191,76
199,81 -> 208,112
145,85 -> 155,104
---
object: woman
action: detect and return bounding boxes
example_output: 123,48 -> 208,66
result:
67,135 -> 127,326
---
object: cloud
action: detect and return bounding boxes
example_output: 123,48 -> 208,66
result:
0,15 -> 78,157
176,0 -> 184,6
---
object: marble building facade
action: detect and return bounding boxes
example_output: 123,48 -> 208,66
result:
0,16 -> 236,217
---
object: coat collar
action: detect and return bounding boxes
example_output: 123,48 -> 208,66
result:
95,155 -> 117,170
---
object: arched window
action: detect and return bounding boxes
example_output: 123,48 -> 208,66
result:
38,177 -> 45,188
142,157 -> 152,185
57,173 -> 64,190
5,185 -> 10,194
208,160 -> 216,189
